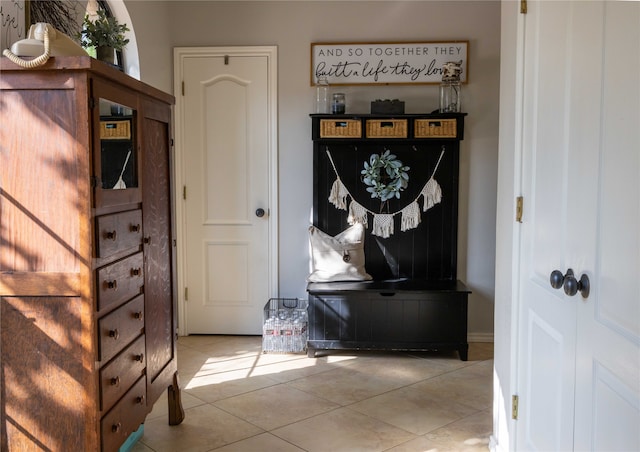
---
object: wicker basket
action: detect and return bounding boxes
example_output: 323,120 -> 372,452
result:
100,120 -> 131,140
414,118 -> 457,138
262,298 -> 308,353
366,119 -> 408,138
319,119 -> 362,138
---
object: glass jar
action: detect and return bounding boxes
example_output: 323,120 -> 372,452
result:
315,76 -> 330,114
332,92 -> 346,114
439,81 -> 462,113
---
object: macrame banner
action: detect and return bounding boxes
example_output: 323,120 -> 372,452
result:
326,146 -> 446,238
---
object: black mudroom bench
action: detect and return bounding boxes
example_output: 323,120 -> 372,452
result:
307,279 -> 471,360
307,113 -> 471,361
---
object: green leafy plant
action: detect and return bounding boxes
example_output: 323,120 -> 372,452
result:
77,10 -> 130,50
361,150 -> 410,203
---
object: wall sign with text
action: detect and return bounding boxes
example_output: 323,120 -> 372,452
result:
1,0 -> 28,50
311,41 -> 468,86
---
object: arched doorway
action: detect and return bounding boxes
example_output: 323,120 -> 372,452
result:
27,0 -> 140,78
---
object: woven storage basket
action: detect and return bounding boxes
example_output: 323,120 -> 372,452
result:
319,119 -> 362,138
100,120 -> 131,140
365,119 -> 407,138
414,118 -> 457,138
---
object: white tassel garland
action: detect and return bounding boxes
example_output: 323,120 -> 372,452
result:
400,201 -> 421,232
329,178 -> 349,210
348,201 -> 369,227
325,148 -> 446,238
420,178 -> 442,211
372,214 -> 394,238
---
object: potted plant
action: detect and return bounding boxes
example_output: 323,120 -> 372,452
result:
77,10 -> 130,65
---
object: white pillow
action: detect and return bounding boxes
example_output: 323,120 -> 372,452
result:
307,223 -> 372,282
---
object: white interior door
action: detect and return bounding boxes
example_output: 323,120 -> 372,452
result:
175,47 -> 278,335
516,2 -> 639,450
573,4 -> 639,450
517,3 -> 580,448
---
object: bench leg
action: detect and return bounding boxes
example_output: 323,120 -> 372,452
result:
459,344 -> 469,361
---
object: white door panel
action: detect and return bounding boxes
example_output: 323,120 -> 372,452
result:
518,3 -> 577,449
205,241 -> 250,302
175,48 -> 277,335
204,77 -> 251,224
522,310 -> 572,451
574,3 -> 640,449
516,1 -> 639,450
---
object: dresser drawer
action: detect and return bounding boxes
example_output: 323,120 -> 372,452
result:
100,334 -> 146,412
96,252 -> 144,312
98,295 -> 145,363
101,376 -> 147,452
96,209 -> 143,258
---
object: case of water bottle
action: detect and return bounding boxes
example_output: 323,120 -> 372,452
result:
262,298 -> 308,353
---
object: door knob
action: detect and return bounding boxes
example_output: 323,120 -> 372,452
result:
550,270 -> 565,289
255,208 -> 266,218
563,269 -> 590,298
549,268 -> 590,298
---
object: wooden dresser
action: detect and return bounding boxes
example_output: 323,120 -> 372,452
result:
308,113 -> 470,360
0,56 -> 184,451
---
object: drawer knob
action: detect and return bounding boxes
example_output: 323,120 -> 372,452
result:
111,422 -> 122,433
131,267 -> 141,276
110,376 -> 120,387
143,236 -> 151,244
133,311 -> 143,321
105,280 -> 118,290
134,353 -> 144,362
105,230 -> 117,241
130,223 -> 141,233
108,329 -> 119,340
136,395 -> 145,404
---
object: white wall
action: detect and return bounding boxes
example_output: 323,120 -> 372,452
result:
122,0 -> 172,86
125,0 -> 501,338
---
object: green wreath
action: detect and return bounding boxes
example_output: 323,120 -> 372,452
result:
361,150 -> 410,202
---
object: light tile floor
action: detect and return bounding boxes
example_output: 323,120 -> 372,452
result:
132,336 -> 493,452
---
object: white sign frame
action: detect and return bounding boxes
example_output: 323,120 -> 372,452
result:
311,41 -> 468,86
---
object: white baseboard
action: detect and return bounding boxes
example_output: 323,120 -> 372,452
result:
468,332 -> 494,343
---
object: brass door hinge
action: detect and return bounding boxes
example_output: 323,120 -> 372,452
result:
182,81 -> 185,96
183,186 -> 187,200
516,196 -> 524,223
512,395 -> 519,419
520,0 -> 527,14
184,287 -> 188,301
